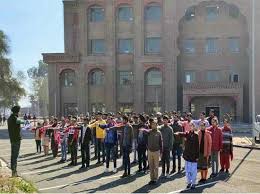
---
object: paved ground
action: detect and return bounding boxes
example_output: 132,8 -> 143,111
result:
0,126 -> 260,193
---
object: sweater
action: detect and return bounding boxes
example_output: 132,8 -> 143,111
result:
147,129 -> 163,152
171,121 -> 183,145
207,126 -> 223,152
89,119 -> 107,139
198,130 -> 212,157
179,131 -> 199,162
159,125 -> 173,150
221,126 -> 233,155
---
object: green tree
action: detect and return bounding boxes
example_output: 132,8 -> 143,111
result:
0,30 -> 25,109
27,60 -> 49,116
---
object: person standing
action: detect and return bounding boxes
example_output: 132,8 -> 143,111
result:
147,119 -> 163,185
198,121 -> 212,183
131,115 -> 139,164
220,118 -> 233,174
159,115 -> 173,178
59,119 -> 68,163
7,106 -> 24,177
208,118 -> 223,178
80,117 -> 92,170
33,122 -> 42,154
175,121 -> 199,190
170,115 -> 183,174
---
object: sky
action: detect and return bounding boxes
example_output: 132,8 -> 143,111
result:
0,0 -> 64,107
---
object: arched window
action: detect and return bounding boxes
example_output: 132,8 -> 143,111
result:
60,69 -> 75,87
144,3 -> 161,21
89,69 -> 104,85
89,5 -> 104,22
145,68 -> 162,85
118,5 -> 133,21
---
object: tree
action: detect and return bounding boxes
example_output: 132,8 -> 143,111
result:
27,60 -> 49,116
0,30 -> 25,108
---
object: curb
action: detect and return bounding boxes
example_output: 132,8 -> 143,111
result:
233,144 -> 260,150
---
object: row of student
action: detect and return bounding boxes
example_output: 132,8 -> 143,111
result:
31,111 -> 233,189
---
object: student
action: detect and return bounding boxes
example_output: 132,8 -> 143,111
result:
100,116 -> 118,173
131,115 -> 139,164
175,121 -> 199,190
198,121 -> 212,183
33,122 -> 42,154
159,115 -> 173,178
170,115 -> 183,174
88,112 -> 107,164
220,118 -> 233,174
60,119 -> 68,163
80,117 -> 92,169
147,119 -> 162,185
50,118 -> 59,158
207,118 -> 223,178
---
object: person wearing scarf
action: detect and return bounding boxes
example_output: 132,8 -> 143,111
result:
220,118 -> 233,174
198,121 -> 212,184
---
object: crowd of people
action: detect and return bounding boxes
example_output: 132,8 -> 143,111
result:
8,106 -> 234,190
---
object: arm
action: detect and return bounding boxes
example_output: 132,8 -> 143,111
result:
219,129 -> 223,150
169,128 -> 173,150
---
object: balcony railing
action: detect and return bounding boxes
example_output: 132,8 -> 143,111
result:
183,81 -> 243,90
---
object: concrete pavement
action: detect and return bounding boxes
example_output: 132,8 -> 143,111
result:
0,126 -> 260,193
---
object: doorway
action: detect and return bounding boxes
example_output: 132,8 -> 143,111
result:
206,107 -> 220,119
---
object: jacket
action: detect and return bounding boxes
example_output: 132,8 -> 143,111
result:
89,119 -> 107,139
159,125 -> 173,150
121,124 -> 133,148
180,131 -> 199,162
147,129 -> 163,152
171,121 -> 183,145
7,114 -> 21,143
207,126 -> 223,152
100,123 -> 118,146
198,130 -> 212,157
80,126 -> 92,145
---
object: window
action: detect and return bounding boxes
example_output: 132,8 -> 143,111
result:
91,103 -> 106,113
145,3 -> 161,21
89,39 -> 105,54
118,39 -> 133,54
228,37 -> 240,53
230,74 -> 239,83
146,69 -> 162,85
185,6 -> 195,21
61,70 -> 75,87
145,37 -> 161,54
145,102 -> 162,113
185,71 -> 195,83
89,6 -> 104,22
229,5 -> 239,18
89,70 -> 104,85
183,39 -> 195,54
118,6 -> 133,21
206,6 -> 219,21
207,71 -> 220,82
205,38 -> 218,53
64,103 -> 78,116
119,71 -> 133,85
119,103 -> 133,113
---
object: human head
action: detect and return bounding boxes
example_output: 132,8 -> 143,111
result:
209,110 -> 215,117
133,115 -> 138,123
223,118 -> 229,127
212,117 -> 218,127
187,112 -> 192,121
189,121 -> 196,132
173,115 -> 179,122
200,112 -> 206,120
122,115 -> 129,124
163,115 -> 169,125
83,117 -> 90,125
200,121 -> 206,131
11,105 -> 20,115
96,112 -> 102,120
149,118 -> 157,130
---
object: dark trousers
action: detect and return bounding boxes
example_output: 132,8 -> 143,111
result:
172,144 -> 182,171
105,144 -> 117,168
162,148 -> 170,174
97,138 -> 105,163
81,143 -> 90,167
138,146 -> 147,171
35,140 -> 41,153
71,141 -> 78,165
11,141 -> 21,173
123,146 -> 131,174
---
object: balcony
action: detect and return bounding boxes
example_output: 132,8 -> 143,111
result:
183,81 -> 242,90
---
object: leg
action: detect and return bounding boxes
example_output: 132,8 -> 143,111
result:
81,144 -> 86,167
102,141 -> 105,163
161,150 -> 166,175
172,148 -> 176,172
97,139 -> 101,163
148,150 -> 154,181
191,162 -> 197,185
137,147 -> 142,171
105,145 -> 111,169
215,151 -> 219,173
86,144 -> 90,167
143,148 -> 147,171
220,152 -> 225,170
166,149 -> 170,174
35,140 -> 38,153
154,151 -> 160,181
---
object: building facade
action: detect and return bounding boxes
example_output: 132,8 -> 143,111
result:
43,0 -> 259,122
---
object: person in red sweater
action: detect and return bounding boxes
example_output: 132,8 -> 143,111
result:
220,118 -> 233,174
207,117 -> 222,178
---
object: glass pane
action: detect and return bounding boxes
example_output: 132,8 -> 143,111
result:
145,5 -> 161,21
206,38 -> 217,53
119,71 -> 133,85
90,7 -> 104,22
207,71 -> 219,82
228,38 -> 240,53
146,70 -> 162,85
118,39 -> 133,53
206,6 -> 219,21
145,37 -> 161,54
90,70 -> 104,85
63,71 -> 75,87
118,7 -> 133,21
90,39 -> 105,54
183,39 -> 195,53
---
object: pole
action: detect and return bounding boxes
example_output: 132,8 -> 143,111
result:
252,0 -> 256,145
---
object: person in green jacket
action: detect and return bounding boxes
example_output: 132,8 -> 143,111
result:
7,105 -> 24,177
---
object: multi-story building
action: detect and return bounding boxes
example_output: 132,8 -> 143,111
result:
43,0 -> 259,122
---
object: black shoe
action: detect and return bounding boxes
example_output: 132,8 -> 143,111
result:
79,165 -> 85,170
226,169 -> 230,174
186,183 -> 191,189
170,169 -> 176,174
198,179 -> 204,183
131,160 -> 137,164
190,184 -> 196,190
220,168 -> 224,172
148,181 -> 153,185
68,162 -> 73,166
121,173 -> 128,178
96,161 -> 101,165
137,169 -> 142,173
178,168 -> 181,173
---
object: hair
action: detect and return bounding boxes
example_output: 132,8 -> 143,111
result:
201,112 -> 206,116
122,115 -> 129,122
163,115 -> 169,120
212,117 -> 219,124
